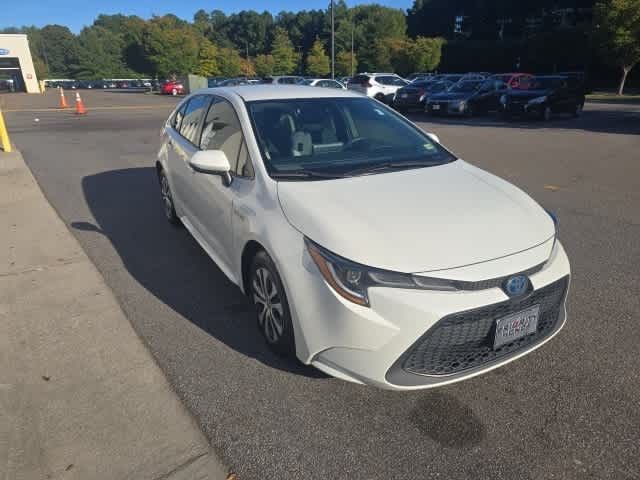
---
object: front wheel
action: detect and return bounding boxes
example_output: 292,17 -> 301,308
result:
572,102 -> 583,117
250,251 -> 296,357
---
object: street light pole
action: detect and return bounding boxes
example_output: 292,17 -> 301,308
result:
331,0 -> 335,79
351,23 -> 354,77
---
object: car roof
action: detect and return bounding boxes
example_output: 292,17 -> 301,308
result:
196,85 -> 362,101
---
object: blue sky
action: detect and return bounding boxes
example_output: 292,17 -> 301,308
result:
3,0 -> 413,33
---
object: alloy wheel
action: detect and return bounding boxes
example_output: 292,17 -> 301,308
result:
252,267 -> 285,344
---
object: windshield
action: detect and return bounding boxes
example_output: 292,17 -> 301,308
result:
448,81 -> 481,93
247,97 -> 456,179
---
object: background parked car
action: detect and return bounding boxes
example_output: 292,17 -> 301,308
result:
501,75 -> 585,120
392,79 -> 451,112
301,78 -> 346,89
347,73 -> 409,104
262,76 -> 305,85
161,80 -> 185,95
426,80 -> 484,116
490,73 -> 534,89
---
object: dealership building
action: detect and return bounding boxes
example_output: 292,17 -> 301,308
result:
0,34 -> 39,93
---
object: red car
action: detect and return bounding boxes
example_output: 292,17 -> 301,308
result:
491,73 -> 534,89
161,81 -> 185,95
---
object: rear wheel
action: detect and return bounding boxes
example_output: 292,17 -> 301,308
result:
250,251 -> 296,357
158,169 -> 180,225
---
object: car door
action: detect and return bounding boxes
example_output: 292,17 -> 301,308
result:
165,95 -> 211,226
189,96 -> 249,274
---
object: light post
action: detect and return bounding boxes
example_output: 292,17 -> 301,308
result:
331,0 -> 335,79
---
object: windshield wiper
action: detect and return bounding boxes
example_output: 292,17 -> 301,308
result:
343,160 -> 440,177
270,169 -> 344,180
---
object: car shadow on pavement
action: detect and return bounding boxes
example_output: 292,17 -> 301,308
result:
74,167 -> 327,379
405,104 -> 640,136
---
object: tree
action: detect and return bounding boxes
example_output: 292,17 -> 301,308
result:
216,47 -> 243,76
391,36 -> 444,75
38,25 -> 79,77
595,0 -> 640,94
254,54 -> 276,76
74,26 -> 127,79
336,50 -> 357,76
306,38 -> 330,76
194,39 -> 220,77
141,15 -> 199,77
240,58 -> 256,76
271,27 -> 298,75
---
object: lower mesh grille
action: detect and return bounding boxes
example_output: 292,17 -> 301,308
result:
401,276 -> 569,376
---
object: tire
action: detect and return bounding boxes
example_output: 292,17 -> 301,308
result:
158,169 -> 180,225
541,106 -> 552,121
249,251 -> 296,357
374,93 -> 386,103
464,103 -> 474,117
572,102 -> 583,117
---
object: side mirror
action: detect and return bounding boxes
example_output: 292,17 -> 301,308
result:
426,132 -> 440,144
189,150 -> 233,186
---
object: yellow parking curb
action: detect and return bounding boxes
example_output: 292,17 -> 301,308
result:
0,107 -> 12,153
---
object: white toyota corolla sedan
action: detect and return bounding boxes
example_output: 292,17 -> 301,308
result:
156,85 -> 570,390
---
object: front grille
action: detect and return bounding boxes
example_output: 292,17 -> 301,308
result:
400,276 -> 568,376
418,262 -> 544,292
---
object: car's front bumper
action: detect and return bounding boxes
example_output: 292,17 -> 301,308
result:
426,101 -> 467,116
282,236 -> 570,391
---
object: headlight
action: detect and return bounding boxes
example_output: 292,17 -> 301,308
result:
306,239 -> 458,307
528,95 -> 547,105
499,94 -> 507,105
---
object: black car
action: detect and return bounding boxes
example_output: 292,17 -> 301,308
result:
426,80 -> 484,116
392,80 -> 451,112
501,75 -> 585,120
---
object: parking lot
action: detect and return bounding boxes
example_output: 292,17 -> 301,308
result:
3,89 -> 640,479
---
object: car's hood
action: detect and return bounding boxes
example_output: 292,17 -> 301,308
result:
430,92 -> 473,101
508,88 -> 552,100
277,160 -> 555,273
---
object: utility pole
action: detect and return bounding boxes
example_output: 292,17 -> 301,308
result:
245,41 -> 249,76
331,0 -> 335,79
351,23 -> 354,77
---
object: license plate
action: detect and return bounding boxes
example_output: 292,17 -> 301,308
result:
493,305 -> 539,349
432,104 -> 440,110
401,93 -> 408,98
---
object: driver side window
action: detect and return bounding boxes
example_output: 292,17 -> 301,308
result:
200,98 -> 254,178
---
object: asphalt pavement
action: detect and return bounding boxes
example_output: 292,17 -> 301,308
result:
3,90 -> 640,480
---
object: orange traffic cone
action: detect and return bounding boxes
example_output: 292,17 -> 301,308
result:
58,87 -> 69,109
74,92 -> 87,115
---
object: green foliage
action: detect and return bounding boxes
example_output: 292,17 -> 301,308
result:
39,25 -> 79,77
350,5 -> 407,72
271,27 -> 299,75
74,26 -> 127,79
141,16 -> 199,77
254,54 -> 276,76
336,51 -> 357,76
594,0 -> 640,93
216,47 -> 243,77
306,38 -> 330,76
194,39 -> 220,77
390,36 -> 444,75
